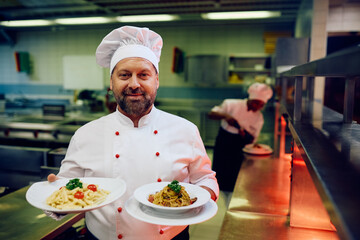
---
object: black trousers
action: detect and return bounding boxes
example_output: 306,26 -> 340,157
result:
84,225 -> 189,239
212,127 -> 253,192
172,226 -> 190,240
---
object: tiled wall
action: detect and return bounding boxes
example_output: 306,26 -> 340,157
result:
0,23 -> 291,100
327,3 -> 360,32
0,29 -> 105,85
311,0 -> 329,104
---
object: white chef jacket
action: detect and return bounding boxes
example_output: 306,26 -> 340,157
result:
57,106 -> 219,240
211,99 -> 264,142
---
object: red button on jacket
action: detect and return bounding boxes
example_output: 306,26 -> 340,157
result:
117,234 -> 123,239
117,207 -> 122,213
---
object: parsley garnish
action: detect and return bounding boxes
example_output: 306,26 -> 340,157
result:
65,178 -> 83,190
168,180 -> 181,194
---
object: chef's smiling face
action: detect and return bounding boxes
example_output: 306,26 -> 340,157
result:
110,57 -> 159,120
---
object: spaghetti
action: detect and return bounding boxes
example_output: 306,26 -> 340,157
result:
148,181 -> 197,207
46,179 -> 110,210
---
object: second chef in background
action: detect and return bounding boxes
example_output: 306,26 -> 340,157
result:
208,83 -> 272,204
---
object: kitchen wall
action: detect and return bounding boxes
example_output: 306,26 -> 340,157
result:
0,23 -> 293,101
327,1 -> 360,32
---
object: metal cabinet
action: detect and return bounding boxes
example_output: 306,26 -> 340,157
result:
0,145 -> 49,188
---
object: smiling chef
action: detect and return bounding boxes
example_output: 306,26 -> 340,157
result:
46,25 -> 219,240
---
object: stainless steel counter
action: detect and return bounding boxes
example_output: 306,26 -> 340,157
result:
0,113 -> 102,189
220,211 -> 338,240
0,114 -> 98,145
219,153 -> 339,240
228,153 -> 290,215
0,186 -> 84,240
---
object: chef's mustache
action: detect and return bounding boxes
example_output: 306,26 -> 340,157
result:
122,88 -> 145,95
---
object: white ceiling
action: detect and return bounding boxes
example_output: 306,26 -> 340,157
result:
0,0 -> 302,24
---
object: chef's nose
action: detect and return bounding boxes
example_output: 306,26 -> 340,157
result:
128,74 -> 141,89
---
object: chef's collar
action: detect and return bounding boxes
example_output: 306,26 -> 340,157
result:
115,106 -> 157,128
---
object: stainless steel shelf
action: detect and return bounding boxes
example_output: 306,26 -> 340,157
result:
278,45 -> 360,240
280,45 -> 360,78
287,115 -> 360,240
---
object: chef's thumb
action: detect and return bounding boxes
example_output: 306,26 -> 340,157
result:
47,173 -> 59,182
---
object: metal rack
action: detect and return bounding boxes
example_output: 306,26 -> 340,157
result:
277,45 -> 360,240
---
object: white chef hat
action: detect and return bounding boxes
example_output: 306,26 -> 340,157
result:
247,83 -> 273,103
95,26 -> 163,74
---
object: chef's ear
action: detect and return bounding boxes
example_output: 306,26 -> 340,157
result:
156,74 -> 159,90
109,76 -> 113,90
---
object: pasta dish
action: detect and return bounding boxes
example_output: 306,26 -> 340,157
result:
46,178 -> 110,210
148,180 -> 197,207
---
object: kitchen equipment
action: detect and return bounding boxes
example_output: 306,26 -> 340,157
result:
186,55 -> 227,85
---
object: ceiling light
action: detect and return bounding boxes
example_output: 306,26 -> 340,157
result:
55,17 -> 113,25
201,11 -> 281,20
0,19 -> 52,27
117,14 -> 178,22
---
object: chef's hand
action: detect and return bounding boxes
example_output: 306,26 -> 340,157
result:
47,173 -> 59,182
44,210 -> 67,221
238,128 -> 245,137
225,116 -> 241,129
44,173 -> 67,221
200,186 -> 217,201
253,143 -> 261,148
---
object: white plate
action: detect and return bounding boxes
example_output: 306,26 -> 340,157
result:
243,143 -> 273,155
125,196 -> 218,226
26,177 -> 126,214
133,182 -> 210,213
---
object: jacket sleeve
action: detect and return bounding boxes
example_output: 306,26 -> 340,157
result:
210,99 -> 230,114
188,126 -> 219,199
57,133 -> 86,178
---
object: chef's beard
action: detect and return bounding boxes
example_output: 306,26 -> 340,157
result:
115,88 -> 156,117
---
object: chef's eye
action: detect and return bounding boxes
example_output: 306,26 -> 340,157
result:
118,73 -> 130,79
139,73 -> 150,79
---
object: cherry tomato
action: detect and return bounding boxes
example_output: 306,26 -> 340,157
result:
74,191 -> 84,199
87,184 -> 97,192
190,197 -> 198,204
